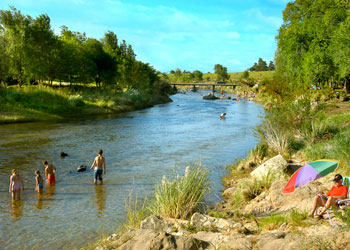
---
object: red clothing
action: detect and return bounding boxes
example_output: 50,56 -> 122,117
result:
48,174 -> 55,184
327,185 -> 347,197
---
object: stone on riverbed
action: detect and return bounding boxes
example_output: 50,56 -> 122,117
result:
250,154 -> 288,180
77,165 -> 86,172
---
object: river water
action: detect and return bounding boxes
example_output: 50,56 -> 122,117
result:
0,90 -> 264,250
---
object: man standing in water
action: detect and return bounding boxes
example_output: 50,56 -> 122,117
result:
90,149 -> 106,184
43,161 -> 56,185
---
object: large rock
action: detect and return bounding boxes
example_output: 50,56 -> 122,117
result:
193,231 -> 252,250
250,155 -> 288,180
256,232 -> 304,250
190,213 -> 235,231
105,229 -> 209,250
269,180 -> 322,211
140,215 -> 173,233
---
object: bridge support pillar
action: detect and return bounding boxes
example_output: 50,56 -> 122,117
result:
192,85 -> 197,92
212,85 -> 215,93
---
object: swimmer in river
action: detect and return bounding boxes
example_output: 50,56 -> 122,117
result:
220,112 -> 226,120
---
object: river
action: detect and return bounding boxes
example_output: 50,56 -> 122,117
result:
0,90 -> 264,250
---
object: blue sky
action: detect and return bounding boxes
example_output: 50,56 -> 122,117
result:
0,0 -> 289,73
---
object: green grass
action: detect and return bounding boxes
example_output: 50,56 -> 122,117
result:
148,164 -> 210,219
0,85 -> 171,124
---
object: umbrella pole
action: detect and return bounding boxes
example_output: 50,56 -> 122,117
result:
318,194 -> 334,227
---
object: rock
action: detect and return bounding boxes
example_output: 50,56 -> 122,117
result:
114,229 -> 209,250
193,231 -> 252,250
268,180 -> 322,211
222,187 -> 236,199
60,152 -> 68,157
250,155 -> 288,180
190,213 -> 236,231
140,215 -> 173,233
257,232 -> 304,250
77,165 -> 87,172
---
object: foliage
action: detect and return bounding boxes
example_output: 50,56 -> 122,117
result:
249,58 -> 274,72
214,64 -> 230,81
276,0 -> 350,92
148,164 -> 210,219
0,7 -> 161,90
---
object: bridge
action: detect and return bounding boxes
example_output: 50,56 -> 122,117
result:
171,83 -> 238,93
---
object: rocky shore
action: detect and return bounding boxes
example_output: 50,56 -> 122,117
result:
89,155 -> 350,250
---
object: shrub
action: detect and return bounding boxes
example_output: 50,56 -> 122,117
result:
149,164 -> 210,219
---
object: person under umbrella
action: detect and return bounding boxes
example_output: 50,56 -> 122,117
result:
308,174 -> 347,219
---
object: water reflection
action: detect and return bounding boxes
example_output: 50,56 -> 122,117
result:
9,200 -> 23,220
46,185 -> 56,197
94,185 -> 106,216
36,193 -> 43,210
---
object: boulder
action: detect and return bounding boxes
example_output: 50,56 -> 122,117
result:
107,229 -> 209,250
193,231 -> 252,250
256,232 -> 304,250
190,213 -> 239,231
140,215 -> 173,233
268,180 -> 322,211
77,165 -> 87,172
250,155 -> 288,180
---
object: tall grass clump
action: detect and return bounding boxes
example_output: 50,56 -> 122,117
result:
149,164 -> 210,219
118,193 -> 150,235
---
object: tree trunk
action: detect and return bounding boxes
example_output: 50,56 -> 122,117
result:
346,77 -> 350,94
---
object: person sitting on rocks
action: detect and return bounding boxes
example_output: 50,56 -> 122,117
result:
308,174 -> 348,219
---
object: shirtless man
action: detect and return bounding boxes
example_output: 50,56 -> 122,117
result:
90,149 -> 106,184
43,161 -> 56,185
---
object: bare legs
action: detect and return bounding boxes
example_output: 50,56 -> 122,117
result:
308,195 -> 336,217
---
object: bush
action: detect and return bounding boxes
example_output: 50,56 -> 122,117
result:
149,164 -> 210,219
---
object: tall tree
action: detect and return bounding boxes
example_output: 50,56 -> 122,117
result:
0,7 -> 32,87
214,64 -> 229,81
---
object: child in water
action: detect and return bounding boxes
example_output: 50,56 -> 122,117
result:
35,170 -> 44,194
9,169 -> 24,200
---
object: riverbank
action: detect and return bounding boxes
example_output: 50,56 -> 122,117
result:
85,88 -> 350,250
0,85 -> 173,124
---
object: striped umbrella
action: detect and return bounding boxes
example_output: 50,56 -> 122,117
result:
282,159 -> 340,194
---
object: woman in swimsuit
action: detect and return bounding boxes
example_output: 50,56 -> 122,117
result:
35,170 -> 44,194
9,169 -> 24,200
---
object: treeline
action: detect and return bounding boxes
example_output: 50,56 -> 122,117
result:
276,0 -> 350,92
249,58 -> 275,72
0,7 -> 160,90
165,64 -> 230,83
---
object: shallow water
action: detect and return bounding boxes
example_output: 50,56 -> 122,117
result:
0,90 -> 264,250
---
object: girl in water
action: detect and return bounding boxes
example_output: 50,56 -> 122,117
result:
9,169 -> 24,200
35,170 -> 44,194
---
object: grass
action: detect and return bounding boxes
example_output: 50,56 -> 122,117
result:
0,85 -> 172,124
257,210 -> 310,231
149,163 -> 210,219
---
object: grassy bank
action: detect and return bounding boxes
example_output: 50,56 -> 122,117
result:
0,85 -> 172,124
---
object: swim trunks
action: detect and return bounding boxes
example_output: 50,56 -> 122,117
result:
48,174 -> 55,184
12,181 -> 20,191
38,183 -> 43,189
94,169 -> 103,181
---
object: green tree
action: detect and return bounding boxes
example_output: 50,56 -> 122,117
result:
214,64 -> 229,81
242,70 -> 249,79
0,7 -> 32,87
192,70 -> 203,82
0,34 -> 9,86
268,61 -> 275,71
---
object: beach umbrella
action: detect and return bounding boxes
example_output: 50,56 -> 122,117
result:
282,159 -> 340,194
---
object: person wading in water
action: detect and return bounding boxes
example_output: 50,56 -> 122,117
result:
90,149 -> 106,184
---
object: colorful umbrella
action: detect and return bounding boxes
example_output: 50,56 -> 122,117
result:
282,159 -> 340,194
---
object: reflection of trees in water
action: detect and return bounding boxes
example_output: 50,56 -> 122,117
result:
94,185 -> 106,215
9,200 -> 23,220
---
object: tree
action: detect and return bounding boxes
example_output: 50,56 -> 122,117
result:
0,7 -> 32,87
241,70 -> 249,79
250,58 -> 268,71
192,70 -> 203,82
268,61 -> 275,71
0,34 -> 9,86
214,64 -> 229,81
